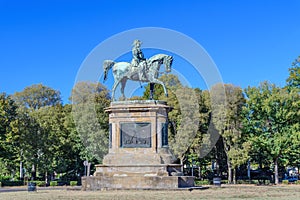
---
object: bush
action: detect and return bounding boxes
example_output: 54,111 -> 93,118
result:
1,180 -> 23,186
0,175 -> 11,181
282,180 -> 289,184
257,179 -> 271,185
33,181 -> 46,187
295,180 -> 300,185
50,181 -> 58,186
221,180 -> 228,184
236,180 -> 259,184
70,181 -> 78,186
195,179 -> 210,185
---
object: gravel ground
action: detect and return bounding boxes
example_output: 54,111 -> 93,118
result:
0,184 -> 299,200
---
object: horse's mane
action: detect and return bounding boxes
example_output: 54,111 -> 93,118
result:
148,54 -> 170,63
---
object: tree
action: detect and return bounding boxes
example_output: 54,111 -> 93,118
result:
210,83 -> 249,184
71,82 -> 111,163
0,93 -> 19,176
30,104 -> 83,182
143,74 -> 182,146
169,86 -> 200,167
6,106 -> 42,180
143,75 -> 206,169
143,74 -> 182,100
286,55 -> 300,91
12,84 -> 62,180
63,104 -> 86,177
243,82 -> 300,184
0,93 -> 43,179
14,84 -> 61,109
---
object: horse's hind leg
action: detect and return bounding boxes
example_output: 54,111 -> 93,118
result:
150,83 -> 154,100
120,79 -> 127,100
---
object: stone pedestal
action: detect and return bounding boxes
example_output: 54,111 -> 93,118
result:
82,100 -> 194,190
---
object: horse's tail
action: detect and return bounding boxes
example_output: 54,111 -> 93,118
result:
103,60 -> 115,82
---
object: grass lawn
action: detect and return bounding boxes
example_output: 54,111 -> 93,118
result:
0,185 -> 299,200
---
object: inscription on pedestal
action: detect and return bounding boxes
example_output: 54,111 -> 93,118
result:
162,122 -> 168,147
120,122 -> 151,148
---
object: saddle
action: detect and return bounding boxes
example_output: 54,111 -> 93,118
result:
131,60 -> 148,79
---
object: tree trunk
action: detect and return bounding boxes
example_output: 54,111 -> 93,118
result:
228,161 -> 232,184
45,171 -> 48,184
11,170 -> 16,181
31,164 -> 37,180
247,160 -> 251,181
19,161 -> 23,180
233,167 -> 236,184
274,157 -> 279,185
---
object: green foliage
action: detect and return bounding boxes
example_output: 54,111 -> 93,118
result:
70,181 -> 78,186
195,179 -> 210,185
243,82 -> 300,184
1,65 -> 299,187
210,84 -> 249,183
0,93 -> 22,176
295,180 -> 300,185
1,84 -> 85,182
6,107 -> 45,180
144,75 -> 212,165
0,160 -> 10,178
0,94 -> 16,151
31,104 -> 83,175
37,181 -> 46,187
13,84 -> 61,110
236,180 -> 259,184
32,181 -> 46,187
143,74 -> 181,100
1,180 -> 23,186
282,180 -> 289,184
0,175 -> 11,181
169,86 -> 200,160
6,84 -> 63,180
188,89 -> 212,159
286,56 -> 300,91
71,82 -> 111,162
143,75 -> 216,170
50,181 -> 58,186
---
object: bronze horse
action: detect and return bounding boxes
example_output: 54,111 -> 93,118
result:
103,54 -> 173,101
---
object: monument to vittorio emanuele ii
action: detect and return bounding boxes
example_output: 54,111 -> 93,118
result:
81,40 -> 194,190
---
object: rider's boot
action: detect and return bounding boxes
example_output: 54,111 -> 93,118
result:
139,71 -> 144,81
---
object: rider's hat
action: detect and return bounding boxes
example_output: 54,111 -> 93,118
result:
132,39 -> 142,46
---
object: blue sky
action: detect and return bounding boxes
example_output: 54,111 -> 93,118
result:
1,0 -> 300,103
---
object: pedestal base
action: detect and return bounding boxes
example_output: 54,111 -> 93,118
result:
94,164 -> 182,176
81,100 -> 195,190
82,175 -> 195,190
81,163 -> 194,190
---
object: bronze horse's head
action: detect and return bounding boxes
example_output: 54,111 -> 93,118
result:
163,55 -> 173,73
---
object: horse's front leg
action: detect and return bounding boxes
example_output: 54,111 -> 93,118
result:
111,79 -> 120,101
152,79 -> 168,97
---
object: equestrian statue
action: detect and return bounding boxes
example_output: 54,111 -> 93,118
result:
103,39 -> 173,101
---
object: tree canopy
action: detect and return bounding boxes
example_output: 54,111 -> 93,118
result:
13,84 -> 61,109
243,82 -> 300,184
1,56 -> 299,184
